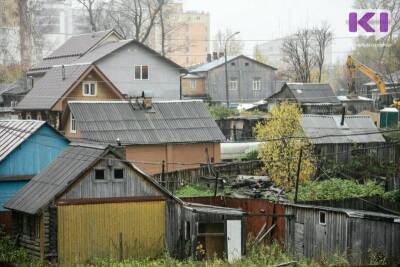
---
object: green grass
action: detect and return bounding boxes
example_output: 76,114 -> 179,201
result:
288,179 -> 385,201
175,185 -> 221,198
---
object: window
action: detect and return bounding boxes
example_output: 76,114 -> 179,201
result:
229,78 -> 238,90
253,78 -> 261,91
245,62 -> 250,66
23,215 -> 39,239
319,211 -> 326,225
134,65 -> 149,80
184,221 -> 191,240
230,62 -> 236,66
26,113 -> 32,120
113,168 -> 124,179
82,82 -> 96,96
190,79 -> 197,89
70,113 -> 76,133
95,169 -> 105,180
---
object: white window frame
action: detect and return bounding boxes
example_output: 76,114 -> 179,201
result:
82,81 -> 97,96
319,211 -> 326,225
26,113 -> 32,120
229,78 -> 238,91
70,113 -> 76,134
190,79 -> 197,89
134,65 -> 149,80
253,78 -> 261,91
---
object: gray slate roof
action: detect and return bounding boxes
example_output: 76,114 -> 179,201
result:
46,30 -> 117,59
274,83 -> 341,104
189,55 -> 277,73
301,115 -> 386,144
68,100 -> 226,145
4,143 -> 108,214
29,30 -> 118,72
16,64 -> 91,110
0,120 -> 46,161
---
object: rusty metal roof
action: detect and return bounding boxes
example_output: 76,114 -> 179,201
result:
68,100 -> 226,145
0,120 -> 46,161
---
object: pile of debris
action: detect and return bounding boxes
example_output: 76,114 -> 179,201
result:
227,175 -> 287,201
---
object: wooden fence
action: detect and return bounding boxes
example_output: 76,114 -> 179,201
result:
182,196 -> 286,243
153,160 -> 263,192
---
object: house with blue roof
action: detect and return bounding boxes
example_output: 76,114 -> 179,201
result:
0,120 -> 69,212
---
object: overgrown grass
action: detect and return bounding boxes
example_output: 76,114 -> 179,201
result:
88,243 -> 350,267
0,234 -> 46,267
288,179 -> 385,201
207,104 -> 238,120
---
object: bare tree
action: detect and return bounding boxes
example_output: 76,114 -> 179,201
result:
213,29 -> 244,56
76,0 -> 111,32
313,24 -> 333,82
18,0 -> 32,69
107,0 -> 166,43
282,30 -> 316,82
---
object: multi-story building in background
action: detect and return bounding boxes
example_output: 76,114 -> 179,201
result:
149,2 -> 210,67
36,0 -> 90,58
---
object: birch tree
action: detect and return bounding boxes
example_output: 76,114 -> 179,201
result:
255,102 -> 316,191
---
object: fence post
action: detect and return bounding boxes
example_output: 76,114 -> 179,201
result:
118,232 -> 123,261
161,160 -> 166,188
294,148 -> 303,203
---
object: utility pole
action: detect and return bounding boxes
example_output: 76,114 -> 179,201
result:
224,31 -> 240,108
294,148 -> 303,203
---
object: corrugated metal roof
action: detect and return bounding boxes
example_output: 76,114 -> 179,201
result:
4,143 -> 108,214
189,55 -> 277,73
0,120 -> 45,161
69,100 -> 226,145
301,115 -> 386,144
16,64 -> 91,110
276,83 -> 340,104
286,203 -> 400,221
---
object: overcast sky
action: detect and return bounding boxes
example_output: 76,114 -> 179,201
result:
183,0 -> 356,63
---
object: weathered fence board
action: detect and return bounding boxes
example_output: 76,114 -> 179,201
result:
154,161 -> 263,192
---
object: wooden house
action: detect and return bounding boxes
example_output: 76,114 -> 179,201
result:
301,114 -> 387,162
63,100 -> 226,175
4,143 -> 244,265
0,120 -> 68,228
285,203 -> 400,265
182,55 -> 277,103
267,83 -> 343,115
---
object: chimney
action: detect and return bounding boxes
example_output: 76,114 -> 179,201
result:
212,52 -> 218,60
143,97 -> 152,109
61,65 -> 66,80
28,76 -> 34,89
340,107 -> 346,126
219,52 -> 224,58
207,53 -> 212,62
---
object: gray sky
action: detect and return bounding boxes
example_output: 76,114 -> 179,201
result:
183,0 -> 356,63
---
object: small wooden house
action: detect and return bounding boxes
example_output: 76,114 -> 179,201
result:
267,83 -> 343,115
4,143 -> 245,265
285,203 -> 400,265
301,114 -> 387,162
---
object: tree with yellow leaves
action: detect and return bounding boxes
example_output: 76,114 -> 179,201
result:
255,102 -> 316,191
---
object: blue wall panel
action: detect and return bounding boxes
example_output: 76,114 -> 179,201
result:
0,125 -> 69,177
0,181 -> 29,211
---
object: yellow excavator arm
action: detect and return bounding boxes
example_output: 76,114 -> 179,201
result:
346,55 -> 400,109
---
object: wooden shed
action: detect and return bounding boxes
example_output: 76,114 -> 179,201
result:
285,204 -> 400,265
181,202 -> 245,263
4,143 -> 182,266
